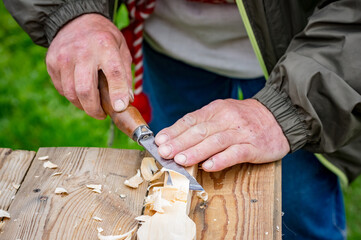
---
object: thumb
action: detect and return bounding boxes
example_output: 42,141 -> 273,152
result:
101,59 -> 131,112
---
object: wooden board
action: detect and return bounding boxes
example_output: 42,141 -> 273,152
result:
1,147 -> 148,240
189,161 -> 282,240
0,148 -> 36,210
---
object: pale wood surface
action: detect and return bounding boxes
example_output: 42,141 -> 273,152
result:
0,147 -> 148,240
0,148 -> 36,210
0,148 -> 281,240
189,161 -> 282,240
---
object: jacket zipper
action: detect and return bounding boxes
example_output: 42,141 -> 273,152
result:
235,0 -> 269,80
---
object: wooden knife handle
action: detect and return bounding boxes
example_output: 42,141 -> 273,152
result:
98,70 -> 147,139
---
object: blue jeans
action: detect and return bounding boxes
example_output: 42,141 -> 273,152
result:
142,41 -> 346,239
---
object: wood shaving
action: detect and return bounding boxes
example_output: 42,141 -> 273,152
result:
147,182 -> 163,191
87,184 -> 102,193
12,183 -> 20,190
0,209 -> 10,219
54,187 -> 68,195
119,194 -> 126,199
137,168 -> 196,240
97,227 -> 104,233
0,221 -> 5,230
51,172 -> 62,176
92,216 -> 103,222
124,170 -> 143,189
97,226 -> 137,240
140,157 -> 158,181
135,215 -> 151,222
38,156 -> 49,161
196,191 -> 208,202
43,161 -> 58,169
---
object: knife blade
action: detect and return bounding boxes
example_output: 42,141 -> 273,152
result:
98,71 -> 204,191
133,126 -> 204,191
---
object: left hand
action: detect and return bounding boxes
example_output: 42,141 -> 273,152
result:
155,99 -> 290,172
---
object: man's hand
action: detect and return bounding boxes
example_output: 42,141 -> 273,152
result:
46,14 -> 133,119
155,99 -> 290,171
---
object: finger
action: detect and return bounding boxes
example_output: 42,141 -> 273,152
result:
155,100 -> 224,145
202,144 -> 257,172
157,121 -> 227,159
74,63 -> 106,119
46,56 -> 63,95
101,48 -> 131,112
172,130 -> 242,166
119,35 -> 133,90
155,112 -> 198,145
60,66 -> 83,110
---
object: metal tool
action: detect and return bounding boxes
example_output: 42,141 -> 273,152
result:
98,71 -> 204,191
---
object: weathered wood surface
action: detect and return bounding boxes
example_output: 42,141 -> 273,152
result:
0,148 -> 36,210
189,161 -> 282,240
0,147 -> 281,240
0,147 -> 148,240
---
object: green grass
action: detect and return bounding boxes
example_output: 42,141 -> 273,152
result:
0,2 -> 140,151
1,2 -> 360,238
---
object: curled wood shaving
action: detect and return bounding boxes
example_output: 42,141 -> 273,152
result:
43,161 -> 58,169
92,216 -> 103,222
12,183 -> 20,190
38,156 -> 49,161
86,184 -> 102,193
54,187 -> 68,195
51,172 -> 62,176
140,157 -> 158,181
147,182 -> 163,191
137,168 -> 196,240
0,209 -> 10,219
135,215 -> 151,222
196,191 -> 208,202
124,170 -> 143,189
97,226 -> 137,240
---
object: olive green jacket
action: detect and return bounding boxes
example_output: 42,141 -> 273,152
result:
4,0 -> 361,184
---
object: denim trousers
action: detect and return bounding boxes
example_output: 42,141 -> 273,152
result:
142,41 -> 346,239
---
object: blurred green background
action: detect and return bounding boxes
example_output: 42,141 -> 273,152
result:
0,2 -> 360,238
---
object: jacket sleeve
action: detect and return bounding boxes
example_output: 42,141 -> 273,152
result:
3,0 -> 112,47
253,0 -> 361,154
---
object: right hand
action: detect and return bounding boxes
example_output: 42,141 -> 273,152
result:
46,13 -> 133,119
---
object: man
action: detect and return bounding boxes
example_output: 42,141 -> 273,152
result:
4,0 -> 361,238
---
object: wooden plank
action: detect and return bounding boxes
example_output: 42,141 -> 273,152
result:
189,161 -> 282,240
1,147 -> 148,240
0,148 -> 36,210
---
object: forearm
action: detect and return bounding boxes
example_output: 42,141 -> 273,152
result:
3,0 -> 113,47
255,0 -> 361,153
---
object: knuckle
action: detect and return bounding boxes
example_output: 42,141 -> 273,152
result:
63,90 -> 77,102
76,84 -> 92,98
232,146 -> 252,162
182,114 -> 196,127
95,32 -> 115,47
109,67 -> 123,79
212,133 -> 227,148
193,124 -> 208,138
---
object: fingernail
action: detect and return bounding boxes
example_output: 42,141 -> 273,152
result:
128,89 -> 134,102
175,154 -> 187,164
156,134 -> 169,145
114,99 -> 125,112
159,144 -> 172,157
203,159 -> 214,170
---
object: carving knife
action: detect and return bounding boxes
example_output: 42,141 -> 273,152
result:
98,71 -> 204,191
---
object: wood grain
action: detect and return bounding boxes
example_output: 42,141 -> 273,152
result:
189,161 -> 282,240
0,148 -> 36,210
1,147 -> 148,240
